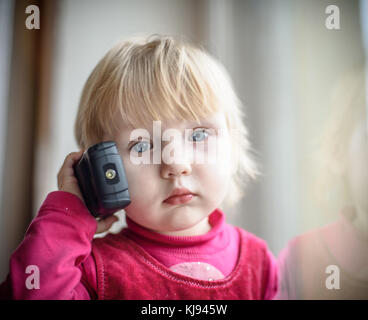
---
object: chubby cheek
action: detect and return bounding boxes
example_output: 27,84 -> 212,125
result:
204,137 -> 233,204
123,161 -> 159,211
196,162 -> 231,209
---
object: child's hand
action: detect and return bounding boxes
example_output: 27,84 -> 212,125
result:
95,215 -> 119,234
57,150 -> 118,234
57,150 -> 85,202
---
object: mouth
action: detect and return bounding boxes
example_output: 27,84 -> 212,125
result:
163,188 -> 196,205
163,194 -> 195,205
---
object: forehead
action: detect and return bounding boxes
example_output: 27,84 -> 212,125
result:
115,112 -> 227,137
162,112 -> 227,129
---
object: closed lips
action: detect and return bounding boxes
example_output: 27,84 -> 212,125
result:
164,188 -> 195,201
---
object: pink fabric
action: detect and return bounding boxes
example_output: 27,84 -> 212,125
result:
92,226 -> 277,299
0,191 -> 278,300
275,211 -> 368,299
124,209 -> 238,280
0,191 -> 97,299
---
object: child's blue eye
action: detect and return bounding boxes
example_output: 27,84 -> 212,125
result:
190,129 -> 209,142
130,129 -> 210,153
131,141 -> 151,153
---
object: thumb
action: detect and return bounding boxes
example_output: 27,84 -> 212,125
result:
96,215 -> 119,234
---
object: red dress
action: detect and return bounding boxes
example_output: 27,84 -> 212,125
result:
92,226 -> 274,299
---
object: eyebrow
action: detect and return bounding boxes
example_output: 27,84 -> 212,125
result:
193,119 -> 221,126
124,119 -> 224,145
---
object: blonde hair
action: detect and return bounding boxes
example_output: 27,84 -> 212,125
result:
75,34 -> 259,208
314,67 -> 367,215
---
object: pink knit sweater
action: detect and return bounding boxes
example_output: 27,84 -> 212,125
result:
0,191 -> 278,299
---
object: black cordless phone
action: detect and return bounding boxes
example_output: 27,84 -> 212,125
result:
73,141 -> 131,218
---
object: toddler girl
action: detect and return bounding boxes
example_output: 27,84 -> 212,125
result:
0,34 -> 278,300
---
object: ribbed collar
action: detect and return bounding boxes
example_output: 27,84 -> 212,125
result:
125,208 -> 225,247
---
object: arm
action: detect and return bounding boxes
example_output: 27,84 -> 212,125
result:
0,150 -> 118,300
263,249 -> 279,300
1,191 -> 97,300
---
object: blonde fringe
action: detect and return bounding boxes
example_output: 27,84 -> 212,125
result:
75,34 -> 259,208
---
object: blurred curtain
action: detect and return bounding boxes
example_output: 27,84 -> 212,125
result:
0,0 -> 57,282
360,0 -> 368,122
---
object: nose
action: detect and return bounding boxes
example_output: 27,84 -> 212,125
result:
161,162 -> 192,179
160,141 -> 193,179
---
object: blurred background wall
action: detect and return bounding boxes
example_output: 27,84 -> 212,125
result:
0,0 -> 366,282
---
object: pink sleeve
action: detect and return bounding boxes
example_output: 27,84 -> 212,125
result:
0,191 -> 98,300
263,249 -> 279,300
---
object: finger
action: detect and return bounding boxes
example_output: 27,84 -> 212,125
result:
96,215 -> 118,234
96,215 -> 119,234
57,176 -> 79,190
62,150 -> 84,169
57,154 -> 81,185
65,150 -> 84,167
57,164 -> 78,187
57,150 -> 84,178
